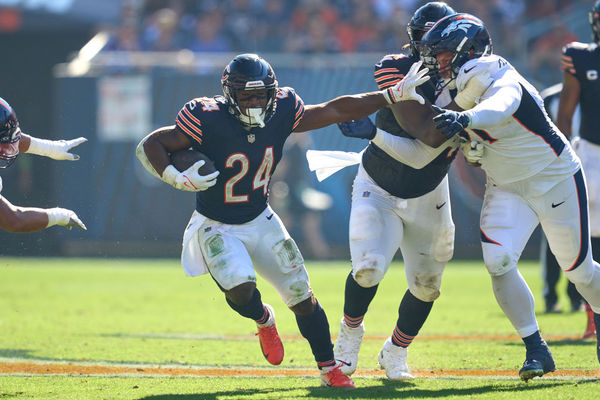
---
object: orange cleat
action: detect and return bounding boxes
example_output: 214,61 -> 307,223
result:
583,304 -> 596,340
256,304 -> 284,365
320,363 -> 356,388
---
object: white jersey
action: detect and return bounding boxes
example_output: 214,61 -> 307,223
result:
458,55 -> 580,189
0,176 -> 3,193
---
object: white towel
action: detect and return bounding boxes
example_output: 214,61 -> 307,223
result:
305,148 -> 365,181
181,211 -> 209,276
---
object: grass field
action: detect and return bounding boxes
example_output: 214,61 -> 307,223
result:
0,257 -> 598,399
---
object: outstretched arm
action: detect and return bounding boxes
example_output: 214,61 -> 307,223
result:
0,195 -> 86,233
20,133 -> 87,160
294,61 -> 429,132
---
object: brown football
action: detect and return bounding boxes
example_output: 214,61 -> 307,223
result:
169,149 -> 216,175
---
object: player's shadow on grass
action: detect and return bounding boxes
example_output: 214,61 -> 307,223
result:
504,339 -> 595,348
138,388 -> 297,400
136,380 -> 586,400
303,380 -> 582,399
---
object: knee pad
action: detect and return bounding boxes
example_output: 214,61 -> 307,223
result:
483,245 -> 518,276
349,205 -> 382,242
433,224 -> 455,263
352,253 -> 387,287
409,271 -> 443,302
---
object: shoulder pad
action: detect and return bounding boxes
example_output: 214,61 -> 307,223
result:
456,55 -> 509,92
563,41 -> 589,54
375,54 -> 417,89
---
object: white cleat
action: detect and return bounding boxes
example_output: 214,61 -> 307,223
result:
378,337 -> 414,380
334,318 -> 364,375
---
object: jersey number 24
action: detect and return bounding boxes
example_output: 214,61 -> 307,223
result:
224,146 -> 274,203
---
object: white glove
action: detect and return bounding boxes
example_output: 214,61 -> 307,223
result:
26,136 -> 87,160
454,71 -> 493,110
46,207 -> 87,230
162,161 -> 219,192
460,140 -> 484,164
382,60 -> 430,105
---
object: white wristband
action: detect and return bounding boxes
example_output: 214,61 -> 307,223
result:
27,137 -> 59,157
46,208 -> 67,228
161,165 -> 180,186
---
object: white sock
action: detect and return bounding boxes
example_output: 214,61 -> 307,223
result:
490,268 -> 539,337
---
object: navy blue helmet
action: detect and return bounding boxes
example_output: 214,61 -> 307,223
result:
407,2 -> 456,57
221,54 -> 278,128
419,13 -> 492,85
0,97 -> 21,168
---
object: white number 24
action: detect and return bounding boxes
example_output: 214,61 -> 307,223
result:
224,147 -> 274,203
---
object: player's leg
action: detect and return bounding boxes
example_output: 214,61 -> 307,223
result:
337,168 -> 404,375
196,219 -> 284,365
378,177 -> 454,380
250,207 -> 354,388
540,170 -> 600,362
541,236 -> 561,312
480,184 -> 555,381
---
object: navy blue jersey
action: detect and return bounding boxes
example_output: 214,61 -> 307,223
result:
175,87 -> 305,224
362,53 -> 456,199
562,42 -> 600,145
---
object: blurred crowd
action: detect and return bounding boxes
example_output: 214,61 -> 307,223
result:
105,0 -> 589,86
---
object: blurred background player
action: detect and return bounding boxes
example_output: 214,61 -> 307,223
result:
136,53 -> 428,388
422,13 -> 600,378
0,97 -> 87,233
331,2 -> 459,381
551,0 -> 600,340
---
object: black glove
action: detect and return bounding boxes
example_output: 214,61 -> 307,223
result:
337,117 -> 377,140
432,105 -> 471,139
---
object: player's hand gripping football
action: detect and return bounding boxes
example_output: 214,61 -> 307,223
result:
163,160 -> 220,192
46,207 -> 87,230
432,105 -> 471,139
337,116 -> 377,140
382,60 -> 430,105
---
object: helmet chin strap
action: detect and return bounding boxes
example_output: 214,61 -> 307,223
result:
247,107 -> 266,128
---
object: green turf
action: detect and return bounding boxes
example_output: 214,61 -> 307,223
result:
0,257 -> 598,399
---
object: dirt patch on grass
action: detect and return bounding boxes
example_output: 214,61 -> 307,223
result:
0,362 -> 597,378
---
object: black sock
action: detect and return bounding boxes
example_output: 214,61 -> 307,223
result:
522,331 -> 544,352
225,288 -> 265,321
342,272 -> 378,326
391,290 -> 433,347
295,300 -> 334,364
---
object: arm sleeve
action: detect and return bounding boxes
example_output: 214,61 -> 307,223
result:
463,70 -> 522,128
371,128 -> 454,169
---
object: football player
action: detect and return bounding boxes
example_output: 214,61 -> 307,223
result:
415,13 -> 600,379
0,97 -> 87,233
135,53 -> 429,388
556,0 -> 600,340
330,1 -> 460,380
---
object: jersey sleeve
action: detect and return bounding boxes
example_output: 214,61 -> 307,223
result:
279,87 -> 305,131
373,54 -> 412,90
561,42 -> 585,76
175,99 -> 206,145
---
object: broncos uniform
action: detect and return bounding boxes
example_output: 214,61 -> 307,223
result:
176,88 -> 313,308
450,54 -> 600,347
562,42 -> 600,238
348,53 -> 456,298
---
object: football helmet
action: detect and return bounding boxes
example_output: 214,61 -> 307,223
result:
419,13 -> 492,87
407,2 -> 456,57
0,97 -> 21,168
221,53 -> 278,129
590,0 -> 600,44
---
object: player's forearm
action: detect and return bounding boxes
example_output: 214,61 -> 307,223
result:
136,128 -> 174,178
463,84 -> 520,128
18,133 -> 31,152
0,205 -> 49,233
372,128 -> 451,169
